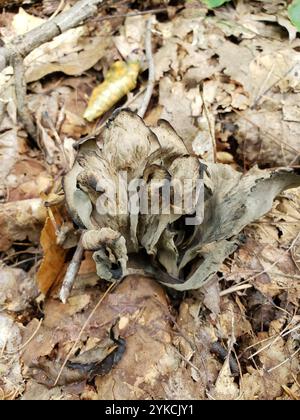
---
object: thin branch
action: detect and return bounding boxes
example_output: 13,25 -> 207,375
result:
59,234 -> 85,304
4,319 -> 43,355
267,347 -> 300,374
0,0 -> 106,142
200,86 -> 217,163
220,284 -> 253,297
138,17 -> 155,119
49,0 -> 66,20
252,65 -> 296,109
248,323 -> 300,360
42,111 -> 69,171
1,0 -> 105,71
11,52 -> 37,145
233,109 -> 300,155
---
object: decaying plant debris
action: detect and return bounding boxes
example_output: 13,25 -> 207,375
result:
0,0 -> 300,401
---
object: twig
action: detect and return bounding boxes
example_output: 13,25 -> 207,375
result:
200,86 -> 217,163
248,322 -> 300,360
49,0 -> 66,20
233,109 -> 300,155
1,0 -> 106,141
0,0 -> 105,71
267,347 -> 300,374
220,284 -> 253,297
54,281 -> 117,386
210,342 -> 240,376
42,111 -> 69,171
12,256 -> 38,267
282,384 -> 299,401
59,234 -> 85,304
170,344 -> 202,376
252,65 -> 296,109
138,17 -> 155,119
11,53 -> 37,145
4,319 -> 43,355
222,232 -> 300,295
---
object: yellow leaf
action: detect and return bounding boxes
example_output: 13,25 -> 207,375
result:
84,61 -> 140,122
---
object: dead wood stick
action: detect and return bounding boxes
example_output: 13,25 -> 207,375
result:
1,0 -> 105,72
11,52 -> 37,144
0,0 -> 105,142
138,17 -> 155,119
59,234 -> 84,304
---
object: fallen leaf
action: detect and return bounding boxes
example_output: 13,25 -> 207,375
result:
211,358 -> 240,400
12,8 -> 44,36
242,320 -> 299,400
24,26 -> 113,83
37,208 -> 68,295
0,198 -> 47,252
0,314 -> 24,398
22,276 -> 180,394
0,266 -> 38,312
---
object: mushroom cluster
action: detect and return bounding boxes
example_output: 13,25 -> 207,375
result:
64,110 -> 300,290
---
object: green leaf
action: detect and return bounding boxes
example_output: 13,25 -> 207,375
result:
288,0 -> 300,31
201,0 -> 231,8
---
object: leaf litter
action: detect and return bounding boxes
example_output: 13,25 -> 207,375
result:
0,0 -> 299,401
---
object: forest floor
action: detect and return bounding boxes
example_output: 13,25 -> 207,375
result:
0,0 -> 299,400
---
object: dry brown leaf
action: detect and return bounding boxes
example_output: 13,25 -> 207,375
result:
0,81 -> 27,198
21,380 -> 75,401
37,208 -> 68,295
24,26 -> 113,83
217,298 -> 252,339
158,77 -> 200,146
203,278 -> 221,315
233,109 -> 300,167
242,320 -> 299,400
95,276 -> 180,400
0,198 -> 47,251
114,15 -> 147,59
174,298 -> 221,398
28,77 -> 94,142
225,224 -> 300,305
7,159 -> 52,201
0,314 -> 24,398
78,252 -> 96,275
0,266 -> 38,312
22,276 -> 180,395
12,8 -> 44,36
211,358 -> 240,400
